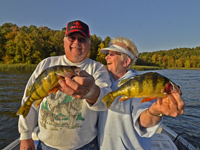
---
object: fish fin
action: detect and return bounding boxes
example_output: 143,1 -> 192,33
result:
48,88 -> 58,95
119,96 -> 131,102
102,93 -> 115,108
35,99 -> 43,107
117,79 -> 131,87
16,105 -> 31,118
35,69 -> 47,80
140,97 -> 156,103
25,84 -> 34,97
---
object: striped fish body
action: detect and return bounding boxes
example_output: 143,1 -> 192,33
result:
17,65 -> 80,118
102,72 -> 181,108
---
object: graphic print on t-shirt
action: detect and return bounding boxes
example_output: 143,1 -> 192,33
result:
39,90 -> 84,130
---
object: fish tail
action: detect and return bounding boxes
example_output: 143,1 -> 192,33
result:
102,92 -> 115,108
16,104 -> 31,118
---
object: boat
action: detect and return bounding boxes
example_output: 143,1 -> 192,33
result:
151,124 -> 198,150
2,124 -> 198,150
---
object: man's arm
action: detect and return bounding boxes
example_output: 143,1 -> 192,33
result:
139,92 -> 184,128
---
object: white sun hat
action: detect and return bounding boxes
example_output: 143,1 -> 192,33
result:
100,45 -> 135,59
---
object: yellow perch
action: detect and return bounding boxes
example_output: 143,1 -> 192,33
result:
17,65 -> 80,118
102,72 -> 181,108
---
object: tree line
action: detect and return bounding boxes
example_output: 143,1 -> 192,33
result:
136,47 -> 200,68
0,23 -> 110,65
1,23 -> 200,68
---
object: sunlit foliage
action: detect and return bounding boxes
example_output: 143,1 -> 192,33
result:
0,23 -> 200,68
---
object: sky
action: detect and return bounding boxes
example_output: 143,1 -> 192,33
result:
0,0 -> 200,53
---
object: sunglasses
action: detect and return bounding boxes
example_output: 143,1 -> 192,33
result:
106,52 -> 122,57
67,35 -> 87,43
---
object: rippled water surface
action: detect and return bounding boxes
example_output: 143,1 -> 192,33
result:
0,69 -> 200,149
0,71 -> 32,149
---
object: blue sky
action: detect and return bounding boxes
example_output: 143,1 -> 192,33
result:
0,0 -> 200,53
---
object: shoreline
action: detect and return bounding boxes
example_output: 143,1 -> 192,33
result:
0,64 -> 199,72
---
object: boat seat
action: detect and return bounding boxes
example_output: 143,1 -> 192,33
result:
150,133 -> 178,150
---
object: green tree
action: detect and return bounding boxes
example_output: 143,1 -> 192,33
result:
190,55 -> 197,68
2,24 -> 19,63
29,29 -> 44,64
96,42 -> 106,65
14,31 -> 34,63
162,56 -> 167,67
184,59 -> 191,68
29,25 -> 37,33
103,36 -> 111,47
151,53 -> 157,63
0,27 -> 6,61
49,30 -> 65,56
89,34 -> 102,60
3,40 -> 16,63
157,54 -> 162,65
177,57 -> 184,67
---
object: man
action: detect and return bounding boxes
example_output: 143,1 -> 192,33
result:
18,20 -> 111,150
98,36 -> 184,150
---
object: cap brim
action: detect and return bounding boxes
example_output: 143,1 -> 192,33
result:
66,29 -> 89,38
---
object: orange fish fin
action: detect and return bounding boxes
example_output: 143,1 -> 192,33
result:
119,96 -> 131,102
48,87 -> 58,95
35,99 -> 43,107
140,97 -> 156,103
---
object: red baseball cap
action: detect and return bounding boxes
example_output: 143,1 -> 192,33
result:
65,20 -> 90,38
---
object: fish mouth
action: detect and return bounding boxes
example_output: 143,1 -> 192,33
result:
164,83 -> 173,94
74,68 -> 81,76
164,82 -> 182,95
57,75 -> 66,80
57,67 -> 81,80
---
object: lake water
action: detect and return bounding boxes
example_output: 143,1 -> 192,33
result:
0,69 -> 200,149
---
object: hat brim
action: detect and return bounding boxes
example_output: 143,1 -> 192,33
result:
66,29 -> 89,38
100,48 -> 110,55
100,45 -> 134,59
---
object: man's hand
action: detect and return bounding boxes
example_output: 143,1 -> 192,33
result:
20,139 -> 35,150
58,70 -> 100,104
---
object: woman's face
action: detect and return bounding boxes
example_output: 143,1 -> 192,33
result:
105,50 -> 126,76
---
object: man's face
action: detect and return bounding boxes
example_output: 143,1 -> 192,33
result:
64,32 -> 90,63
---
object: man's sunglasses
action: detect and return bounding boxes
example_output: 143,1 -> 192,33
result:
67,36 -> 87,43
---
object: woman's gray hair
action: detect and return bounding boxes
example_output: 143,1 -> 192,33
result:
109,36 -> 139,70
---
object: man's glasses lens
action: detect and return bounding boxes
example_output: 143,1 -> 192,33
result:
68,36 -> 87,43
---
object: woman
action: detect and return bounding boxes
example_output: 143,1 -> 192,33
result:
98,36 -> 184,150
